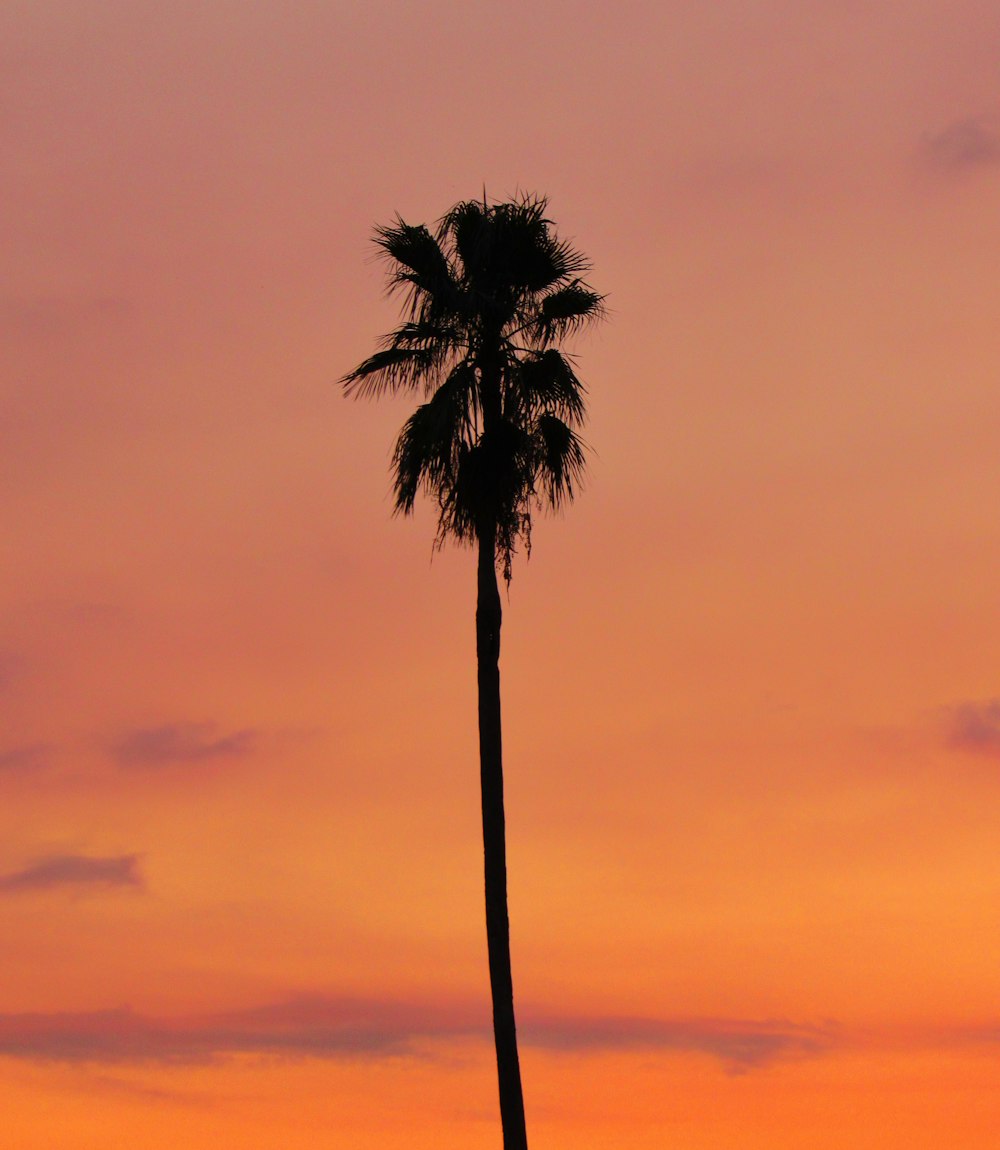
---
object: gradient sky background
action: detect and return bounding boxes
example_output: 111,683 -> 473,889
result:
3,2 -> 1000,1146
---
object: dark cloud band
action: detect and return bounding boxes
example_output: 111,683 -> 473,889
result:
112,722 -> 257,768
0,854 -> 143,892
0,995 -> 835,1072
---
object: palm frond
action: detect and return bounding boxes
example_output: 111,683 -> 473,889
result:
375,219 -> 461,317
533,414 -> 588,508
509,350 -> 586,424
538,232 -> 592,283
391,368 -> 474,515
532,282 -> 606,344
341,319 -> 459,398
340,345 -> 432,398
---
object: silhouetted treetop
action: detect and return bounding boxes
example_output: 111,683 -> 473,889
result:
342,192 -> 604,581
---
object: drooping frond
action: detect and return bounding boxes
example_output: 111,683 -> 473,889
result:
510,350 -> 587,425
391,362 -> 477,515
448,419 -> 536,559
341,343 -> 433,399
341,319 -> 459,398
532,414 -> 588,509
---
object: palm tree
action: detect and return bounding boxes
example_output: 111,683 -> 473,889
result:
342,193 -> 604,1150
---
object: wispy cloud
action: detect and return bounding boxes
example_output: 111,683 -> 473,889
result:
944,699 -> 1000,758
920,115 -> 1000,172
0,854 -> 143,893
112,722 -> 257,768
0,997 -> 477,1064
0,1008 -> 170,1062
0,995 -> 834,1072
0,743 -> 51,772
12,998 -> 1000,1072
957,1022 -> 1000,1046
522,1013 -> 835,1072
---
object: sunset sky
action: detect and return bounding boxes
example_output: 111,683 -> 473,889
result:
3,2 -> 1000,1146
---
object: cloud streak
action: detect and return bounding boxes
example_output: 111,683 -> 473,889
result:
523,1013 -> 834,1072
10,998 -> 999,1074
944,699 -> 1000,758
0,854 -> 143,893
958,1022 -> 1000,1046
0,744 -> 51,772
0,995 -> 835,1072
112,722 -> 257,768
920,116 -> 1000,172
0,998 -> 472,1064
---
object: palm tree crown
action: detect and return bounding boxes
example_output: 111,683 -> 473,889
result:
342,193 -> 604,579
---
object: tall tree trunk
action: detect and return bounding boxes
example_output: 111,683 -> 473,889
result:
476,518 -> 528,1150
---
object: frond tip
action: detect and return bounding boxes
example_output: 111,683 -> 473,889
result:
340,319 -> 458,398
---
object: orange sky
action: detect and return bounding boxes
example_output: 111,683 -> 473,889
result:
3,2 -> 999,1146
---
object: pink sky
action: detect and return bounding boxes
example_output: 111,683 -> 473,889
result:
3,2 -> 1000,1146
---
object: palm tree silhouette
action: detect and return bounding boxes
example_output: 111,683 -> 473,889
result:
342,193 -> 604,1150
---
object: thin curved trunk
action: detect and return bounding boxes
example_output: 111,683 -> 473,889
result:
476,517 -> 528,1150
